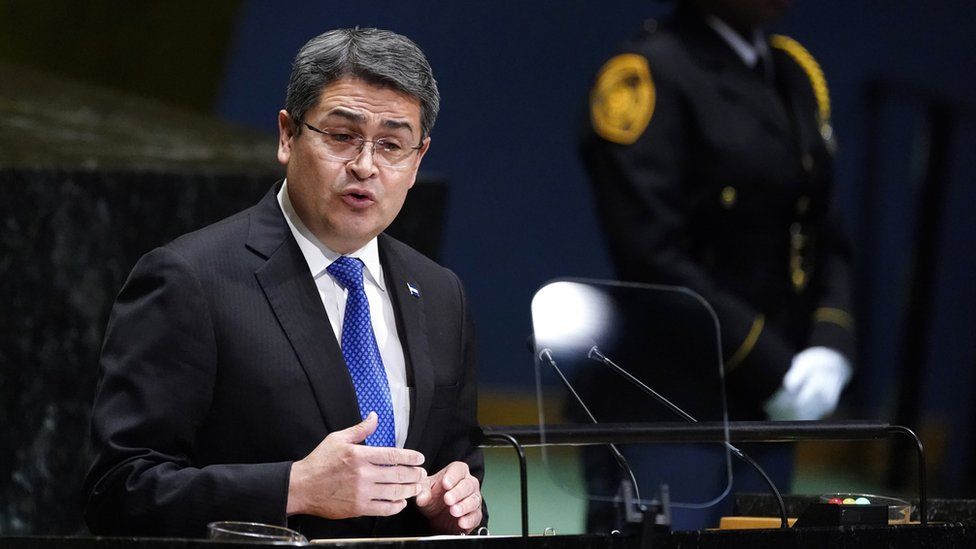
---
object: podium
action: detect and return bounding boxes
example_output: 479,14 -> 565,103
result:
477,279 -> 937,545
481,420 -> 928,543
4,524 -> 976,548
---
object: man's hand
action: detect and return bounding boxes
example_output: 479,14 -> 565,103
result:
415,461 -> 483,534
287,412 -> 427,519
764,346 -> 852,420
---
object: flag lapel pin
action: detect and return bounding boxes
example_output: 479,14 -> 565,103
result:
407,282 -> 420,298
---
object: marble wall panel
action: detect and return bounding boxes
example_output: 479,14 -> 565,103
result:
0,169 -> 273,534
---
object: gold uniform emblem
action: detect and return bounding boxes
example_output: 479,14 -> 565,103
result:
590,53 -> 656,145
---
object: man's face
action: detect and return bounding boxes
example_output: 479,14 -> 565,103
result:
277,76 -> 429,254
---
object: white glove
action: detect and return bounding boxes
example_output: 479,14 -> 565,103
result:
763,346 -> 852,420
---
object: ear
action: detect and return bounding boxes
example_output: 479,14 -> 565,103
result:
407,137 -> 432,190
277,110 -> 296,166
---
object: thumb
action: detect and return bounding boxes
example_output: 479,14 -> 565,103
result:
415,469 -> 440,508
783,356 -> 815,393
335,412 -> 379,444
415,479 -> 433,507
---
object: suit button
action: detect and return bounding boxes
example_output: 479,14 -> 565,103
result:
820,121 -> 834,144
720,186 -> 737,208
802,153 -> 814,173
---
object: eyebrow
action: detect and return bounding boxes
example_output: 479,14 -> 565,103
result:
323,107 -> 366,124
323,107 -> 416,136
382,119 -> 415,134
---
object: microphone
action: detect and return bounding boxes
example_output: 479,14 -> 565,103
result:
588,345 -> 789,529
534,345 -> 650,521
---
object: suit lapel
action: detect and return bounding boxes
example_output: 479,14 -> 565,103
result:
247,183 -> 361,434
379,235 -> 434,451
716,63 -> 793,139
685,18 -> 793,139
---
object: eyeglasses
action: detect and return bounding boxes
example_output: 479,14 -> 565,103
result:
302,122 -> 423,170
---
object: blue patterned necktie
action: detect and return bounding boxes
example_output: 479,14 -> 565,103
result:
327,256 -> 396,447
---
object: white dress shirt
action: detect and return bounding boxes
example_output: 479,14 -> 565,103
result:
278,180 -> 410,448
706,14 -> 773,80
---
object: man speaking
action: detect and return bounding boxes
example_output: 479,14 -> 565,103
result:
84,28 -> 484,539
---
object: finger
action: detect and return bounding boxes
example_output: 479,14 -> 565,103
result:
457,507 -> 484,532
783,366 -> 809,393
439,461 -> 470,491
415,480 -> 433,507
364,498 -> 409,517
333,412 -> 379,444
360,445 -> 425,467
786,355 -> 823,390
448,487 -> 482,518
793,386 -> 830,420
444,475 -> 478,507
782,375 -> 800,394
372,480 -> 425,502
795,378 -> 825,408
371,464 -> 427,485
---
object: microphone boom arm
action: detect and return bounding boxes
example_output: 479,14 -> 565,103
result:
588,345 -> 789,529
538,348 -> 646,511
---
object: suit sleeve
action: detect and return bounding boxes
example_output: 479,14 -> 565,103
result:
808,203 -> 856,361
84,246 -> 292,537
433,270 -> 486,525
581,53 -> 795,401
775,44 -> 857,363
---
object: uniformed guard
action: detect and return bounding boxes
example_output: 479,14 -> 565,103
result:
579,0 -> 856,530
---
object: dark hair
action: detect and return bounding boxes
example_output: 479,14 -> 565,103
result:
285,28 -> 439,139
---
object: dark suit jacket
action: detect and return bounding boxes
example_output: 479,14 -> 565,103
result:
84,182 -> 483,539
581,8 -> 854,418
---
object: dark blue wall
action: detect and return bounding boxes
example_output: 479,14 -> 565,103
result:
217,0 -> 665,391
215,1 -> 976,481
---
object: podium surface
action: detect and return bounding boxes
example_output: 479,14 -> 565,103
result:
5,524 -> 976,549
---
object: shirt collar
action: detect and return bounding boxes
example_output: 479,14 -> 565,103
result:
277,179 -> 386,292
705,14 -> 769,69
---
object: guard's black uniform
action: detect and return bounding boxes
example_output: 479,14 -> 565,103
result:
581,8 -> 855,419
